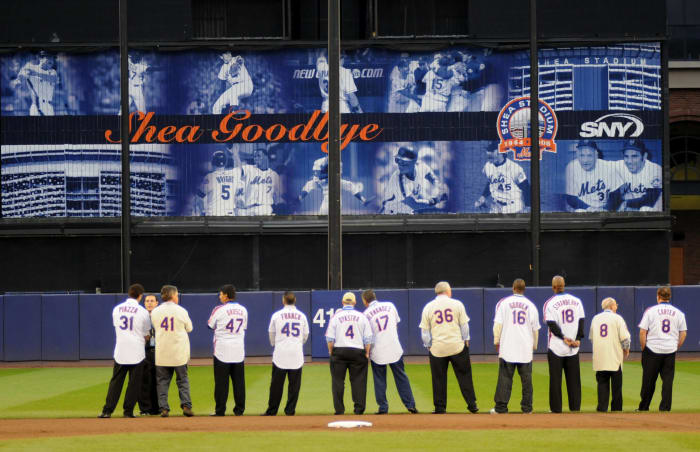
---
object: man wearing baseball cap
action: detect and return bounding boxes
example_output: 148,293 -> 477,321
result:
325,292 -> 374,415
608,139 -> 662,212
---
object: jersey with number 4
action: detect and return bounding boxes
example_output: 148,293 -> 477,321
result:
203,167 -> 243,216
208,302 -> 248,363
269,306 -> 310,369
325,306 -> 373,350
483,158 -> 526,205
112,298 -> 151,364
543,293 -> 585,357
638,303 -> 687,354
494,294 -> 540,363
364,300 -> 403,365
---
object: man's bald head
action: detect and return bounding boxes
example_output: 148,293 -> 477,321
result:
552,275 -> 565,294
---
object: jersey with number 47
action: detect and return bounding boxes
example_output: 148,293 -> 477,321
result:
543,293 -> 585,357
208,302 -> 248,363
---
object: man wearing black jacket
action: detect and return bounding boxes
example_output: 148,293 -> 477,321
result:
542,276 -> 585,413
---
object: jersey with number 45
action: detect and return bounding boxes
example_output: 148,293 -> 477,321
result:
208,301 -> 248,363
483,158 -> 527,205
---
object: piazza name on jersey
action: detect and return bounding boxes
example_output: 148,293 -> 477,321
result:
118,305 -> 139,313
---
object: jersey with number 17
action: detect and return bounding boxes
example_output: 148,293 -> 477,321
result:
364,300 -> 403,365
208,302 -> 248,363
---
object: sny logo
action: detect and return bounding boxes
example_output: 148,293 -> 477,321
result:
497,97 -> 558,161
580,113 -> 644,138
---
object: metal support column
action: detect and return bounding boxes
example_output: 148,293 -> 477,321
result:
529,0 -> 541,286
327,0 -> 342,290
119,0 -> 131,291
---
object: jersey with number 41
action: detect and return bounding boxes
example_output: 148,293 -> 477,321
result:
208,302 -> 248,363
543,293 -> 585,357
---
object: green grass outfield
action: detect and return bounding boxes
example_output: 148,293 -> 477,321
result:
1,360 -> 699,418
2,430 -> 699,452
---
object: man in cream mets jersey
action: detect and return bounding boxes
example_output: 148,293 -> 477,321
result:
589,297 -> 631,412
325,292 -> 373,415
207,284 -> 248,416
362,289 -> 418,415
637,286 -> 688,412
491,279 -> 540,414
98,283 -> 151,418
150,285 -> 194,417
564,140 -> 622,212
543,275 -> 585,413
263,291 -> 310,416
475,141 -> 530,213
419,281 -> 478,414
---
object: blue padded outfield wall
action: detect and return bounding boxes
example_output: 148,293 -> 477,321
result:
0,286 -> 698,361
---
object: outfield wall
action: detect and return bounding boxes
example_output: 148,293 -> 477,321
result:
1,286 -> 697,361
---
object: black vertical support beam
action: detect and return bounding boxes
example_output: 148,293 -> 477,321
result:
119,0 -> 131,291
252,235 -> 261,290
327,0 -> 342,290
406,234 -> 414,288
661,39 -> 671,284
529,0 -> 540,286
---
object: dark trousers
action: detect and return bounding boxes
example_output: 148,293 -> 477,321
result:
493,359 -> 533,413
156,364 -> 192,411
101,360 -> 145,415
371,357 -> 416,413
265,364 -> 302,415
547,350 -> 581,412
213,356 -> 245,415
138,347 -> 159,414
428,346 -> 478,413
639,348 -> 676,411
596,367 -> 623,412
330,347 -> 368,414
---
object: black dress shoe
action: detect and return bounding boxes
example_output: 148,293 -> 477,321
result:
375,411 -> 388,415
123,412 -> 136,418
468,406 -> 479,414
432,410 -> 446,414
334,411 -> 344,415
260,412 -> 275,416
407,408 -> 419,414
97,412 -> 111,418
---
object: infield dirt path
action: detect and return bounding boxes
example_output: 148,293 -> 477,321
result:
1,412 -> 698,440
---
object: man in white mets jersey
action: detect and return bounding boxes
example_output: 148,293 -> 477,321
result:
543,275 -> 585,413
589,297 -> 631,412
608,139 -> 663,212
490,279 -> 540,414
637,286 -> 687,412
128,56 -> 148,112
98,283 -> 151,418
361,289 -> 418,414
317,54 -> 363,114
419,58 -> 464,113
380,146 -> 447,215
420,281 -> 478,414
237,148 -> 282,216
212,53 -> 253,114
297,156 -> 370,214
207,284 -> 248,416
325,292 -> 373,415
564,140 -> 622,212
263,291 -> 310,416
15,52 -> 58,116
475,141 -> 530,213
196,148 -> 243,216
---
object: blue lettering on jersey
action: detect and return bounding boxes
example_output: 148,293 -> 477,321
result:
578,179 -> 607,197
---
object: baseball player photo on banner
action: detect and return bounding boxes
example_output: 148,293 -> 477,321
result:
1,43 -> 664,218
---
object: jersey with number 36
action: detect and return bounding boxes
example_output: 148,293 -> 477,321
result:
208,302 -> 248,363
543,293 -> 585,357
638,303 -> 687,354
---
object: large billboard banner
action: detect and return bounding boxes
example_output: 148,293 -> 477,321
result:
0,43 -> 663,217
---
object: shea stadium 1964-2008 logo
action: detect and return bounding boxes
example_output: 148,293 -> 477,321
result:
497,96 -> 558,161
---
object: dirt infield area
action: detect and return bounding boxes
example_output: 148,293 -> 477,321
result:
1,412 -> 698,439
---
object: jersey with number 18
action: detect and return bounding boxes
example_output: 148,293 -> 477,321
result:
543,293 -> 585,357
207,302 -> 248,363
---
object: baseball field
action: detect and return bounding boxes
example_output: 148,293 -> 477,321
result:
1,359 -> 699,451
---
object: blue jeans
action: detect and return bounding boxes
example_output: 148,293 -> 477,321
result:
371,357 -> 416,412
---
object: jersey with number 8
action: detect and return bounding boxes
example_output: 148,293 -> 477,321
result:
543,293 -> 585,357
638,303 -> 687,354
208,301 -> 248,363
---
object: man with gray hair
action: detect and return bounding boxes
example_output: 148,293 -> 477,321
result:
419,281 -> 478,414
589,297 -> 631,412
150,285 -> 194,417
